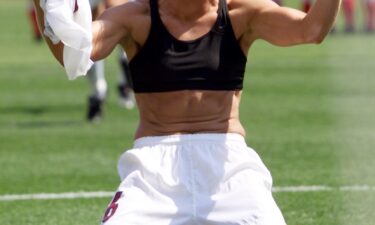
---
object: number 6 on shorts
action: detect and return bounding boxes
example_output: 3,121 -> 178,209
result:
102,191 -> 123,223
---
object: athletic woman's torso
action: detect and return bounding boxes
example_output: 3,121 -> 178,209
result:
119,0 -> 251,139
135,90 -> 245,139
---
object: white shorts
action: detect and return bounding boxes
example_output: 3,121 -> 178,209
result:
101,133 -> 286,225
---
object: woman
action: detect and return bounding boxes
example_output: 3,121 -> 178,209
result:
33,0 -> 341,224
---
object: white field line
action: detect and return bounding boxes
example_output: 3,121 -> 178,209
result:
1,186 -> 375,202
0,191 -> 114,202
273,185 -> 375,193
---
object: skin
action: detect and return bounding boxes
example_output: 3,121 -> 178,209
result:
91,0 -> 129,22
105,0 -> 129,8
33,0 -> 341,139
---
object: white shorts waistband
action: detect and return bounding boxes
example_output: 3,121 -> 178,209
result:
133,133 -> 246,148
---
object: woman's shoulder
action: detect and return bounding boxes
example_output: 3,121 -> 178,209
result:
228,0 -> 277,12
101,0 -> 149,18
98,0 -> 151,30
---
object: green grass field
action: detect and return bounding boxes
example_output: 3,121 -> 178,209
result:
1,1 -> 375,224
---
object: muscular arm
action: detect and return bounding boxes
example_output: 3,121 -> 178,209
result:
33,0 -> 64,65
247,0 -> 341,46
32,0 -> 129,65
91,7 -> 129,61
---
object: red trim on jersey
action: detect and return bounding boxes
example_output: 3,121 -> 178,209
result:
74,0 -> 79,12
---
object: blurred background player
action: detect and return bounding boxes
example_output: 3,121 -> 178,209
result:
27,0 -> 42,42
86,0 -> 135,122
86,0 -> 107,122
364,0 -> 375,32
342,0 -> 355,32
338,0 -> 374,33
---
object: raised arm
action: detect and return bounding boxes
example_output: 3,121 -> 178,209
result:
247,0 -> 341,46
33,0 -> 64,65
91,7 -> 129,61
32,0 -> 129,65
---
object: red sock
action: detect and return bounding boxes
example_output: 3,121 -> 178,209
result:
302,0 -> 312,13
365,0 -> 375,31
28,5 -> 42,40
342,0 -> 355,31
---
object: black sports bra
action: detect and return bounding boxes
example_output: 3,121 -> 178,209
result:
129,0 -> 247,93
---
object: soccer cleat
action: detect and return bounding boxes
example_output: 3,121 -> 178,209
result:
344,25 -> 355,33
118,84 -> 135,110
34,34 -> 43,42
87,96 -> 103,122
365,24 -> 374,33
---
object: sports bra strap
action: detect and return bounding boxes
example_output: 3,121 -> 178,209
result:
149,0 -> 162,30
213,0 -> 228,33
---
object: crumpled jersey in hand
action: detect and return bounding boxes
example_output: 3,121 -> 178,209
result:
40,0 -> 94,80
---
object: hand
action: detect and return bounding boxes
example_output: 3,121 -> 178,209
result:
38,0 -> 94,79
